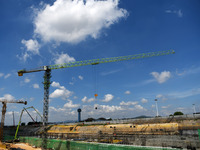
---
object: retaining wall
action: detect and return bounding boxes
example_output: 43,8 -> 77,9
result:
18,136 -> 180,150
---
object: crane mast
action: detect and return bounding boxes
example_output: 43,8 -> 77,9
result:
17,49 -> 175,149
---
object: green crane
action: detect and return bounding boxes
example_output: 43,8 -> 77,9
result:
18,49 -> 175,148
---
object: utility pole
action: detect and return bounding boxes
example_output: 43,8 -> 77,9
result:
155,99 -> 159,117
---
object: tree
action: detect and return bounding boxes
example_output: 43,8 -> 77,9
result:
173,111 -> 184,116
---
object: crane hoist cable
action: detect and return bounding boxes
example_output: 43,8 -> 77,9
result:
92,64 -> 98,99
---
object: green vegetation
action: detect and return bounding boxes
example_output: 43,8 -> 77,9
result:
173,111 -> 184,116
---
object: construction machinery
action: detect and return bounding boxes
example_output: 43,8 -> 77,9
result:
14,106 -> 42,140
18,49 -> 175,149
0,99 -> 27,142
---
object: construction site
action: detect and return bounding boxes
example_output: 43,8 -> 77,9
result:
1,114 -> 200,150
0,50 -> 199,150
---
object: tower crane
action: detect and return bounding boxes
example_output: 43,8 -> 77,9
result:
0,99 -> 27,142
18,49 -> 175,148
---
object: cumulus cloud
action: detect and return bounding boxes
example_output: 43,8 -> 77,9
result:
50,82 -> 73,100
124,90 -> 131,95
64,100 -> 80,108
100,105 -> 123,112
51,81 -> 61,88
19,39 -> 41,61
54,53 -> 75,64
33,84 -> 39,89
21,39 -> 40,54
34,0 -> 128,44
151,71 -> 171,84
0,94 -> 15,101
81,96 -> 95,103
120,101 -> 138,106
78,75 -> 83,80
134,104 -> 145,111
82,96 -> 87,103
102,94 -> 114,102
141,98 -> 148,103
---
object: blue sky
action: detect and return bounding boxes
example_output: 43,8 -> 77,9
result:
0,0 -> 200,125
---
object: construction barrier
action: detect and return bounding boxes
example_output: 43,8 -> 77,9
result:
198,129 -> 200,141
16,136 -> 179,150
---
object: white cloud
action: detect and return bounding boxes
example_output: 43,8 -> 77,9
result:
51,81 -> 61,88
78,75 -> 83,80
33,84 -> 39,89
17,52 -> 30,62
54,53 -> 75,64
176,66 -> 200,76
124,90 -> 131,95
0,94 -> 15,101
0,73 -> 11,79
69,82 -> 74,85
81,96 -> 95,103
4,74 -> 11,79
100,105 -> 123,112
34,0 -> 128,44
19,39 -> 41,61
50,87 -> 73,100
141,98 -> 148,103
168,88 -> 200,99
120,101 -> 138,106
82,96 -> 87,103
50,82 -> 73,100
101,69 -> 122,76
151,71 -> 171,84
24,78 -> 31,83
134,104 -> 144,111
0,73 -> 4,78
21,39 -> 40,54
102,94 -> 114,102
64,100 -> 80,108
88,97 -> 95,103
165,9 -> 183,18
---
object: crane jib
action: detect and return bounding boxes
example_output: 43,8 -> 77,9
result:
17,49 -> 175,74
